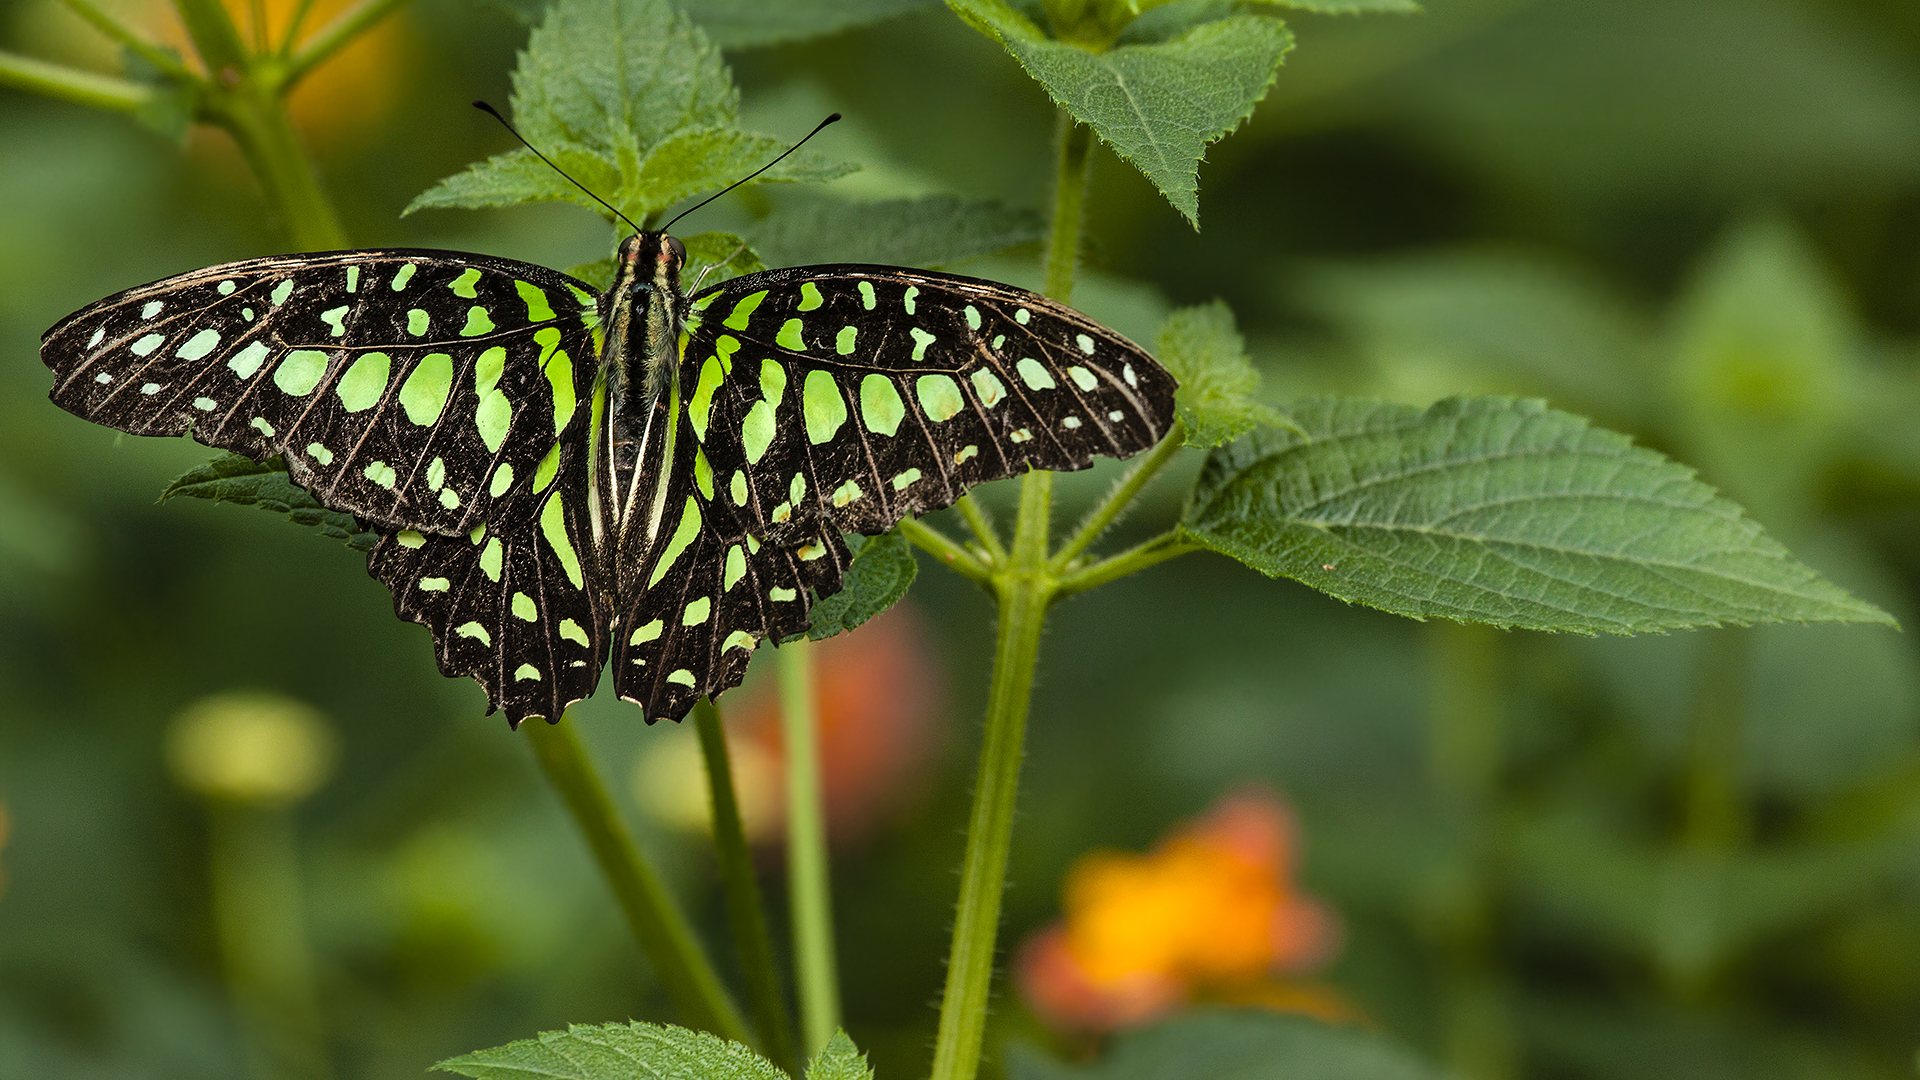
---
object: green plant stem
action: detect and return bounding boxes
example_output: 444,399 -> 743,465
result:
0,51 -> 154,112
283,0 -> 415,85
694,699 -> 799,1075
1425,622 -> 1516,1080
1044,114 -> 1094,304
899,518 -> 991,583
929,105 -> 1092,1080
208,84 -> 348,249
522,716 -> 751,1044
954,494 -> 1007,563
58,0 -> 195,78
206,803 -> 330,1080
778,641 -> 841,1055
1052,425 -> 1185,570
172,0 -> 250,78
930,469 -> 1055,1080
1055,533 -> 1195,596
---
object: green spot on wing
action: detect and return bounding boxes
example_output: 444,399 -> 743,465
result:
177,328 -> 221,360
399,353 -> 453,426
799,282 -> 824,311
273,350 -> 329,396
648,496 -> 703,588
450,267 -> 482,298
335,352 -> 391,413
461,306 -> 495,336
724,290 -> 766,331
516,278 -> 556,322
803,369 -> 848,444
916,374 -> 965,422
777,318 -> 806,351
860,374 -> 906,437
536,326 -> 575,435
689,356 -> 724,440
474,346 -> 511,453
540,495 -> 585,588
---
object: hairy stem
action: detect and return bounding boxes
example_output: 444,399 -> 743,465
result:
1043,115 -> 1094,304
695,699 -> 799,1074
1051,425 -> 1185,570
1054,533 -> 1195,596
929,470 -> 1055,1080
929,104 -> 1092,1080
899,518 -> 991,583
954,494 -> 1007,563
522,716 -> 751,1044
778,642 -> 841,1054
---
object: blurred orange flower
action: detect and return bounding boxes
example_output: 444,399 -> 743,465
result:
1017,790 -> 1351,1033
635,603 -> 945,844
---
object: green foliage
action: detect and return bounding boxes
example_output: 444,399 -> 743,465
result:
161,452 -> 375,552
1177,396 -> 1893,633
797,531 -> 919,643
436,1022 -> 787,1080
1008,1010 -> 1450,1080
744,195 -> 1044,269
804,1031 -> 877,1080
683,0 -> 942,49
436,1023 -> 876,1080
407,0 -> 854,223
945,0 -> 1293,225
1668,218 -> 1853,528
1153,300 -> 1282,448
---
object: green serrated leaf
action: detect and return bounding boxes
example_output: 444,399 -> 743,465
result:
1176,396 -> 1896,633
794,531 -> 918,643
947,2 -> 1291,226
1007,1009 -> 1450,1080
686,0 -> 940,49
1154,300 -> 1280,448
804,1030 -> 875,1080
628,125 -> 856,213
418,0 -> 856,224
512,0 -> 736,152
406,145 -> 619,217
746,195 -> 1044,268
436,1021 -> 785,1080
162,454 -> 374,552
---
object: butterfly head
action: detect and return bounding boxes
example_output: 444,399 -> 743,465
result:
616,232 -> 687,300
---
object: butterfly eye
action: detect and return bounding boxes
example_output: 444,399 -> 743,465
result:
665,235 -> 687,265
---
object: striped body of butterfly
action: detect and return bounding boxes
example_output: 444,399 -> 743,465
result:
41,233 -> 1177,725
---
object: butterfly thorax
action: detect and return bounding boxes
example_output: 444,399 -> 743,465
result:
601,232 -> 693,578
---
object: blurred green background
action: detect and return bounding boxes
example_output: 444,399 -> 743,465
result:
4,0 -> 1920,1077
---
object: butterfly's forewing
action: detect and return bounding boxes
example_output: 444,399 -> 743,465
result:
42,250 -> 600,534
364,445 -> 608,725
682,265 -> 1177,549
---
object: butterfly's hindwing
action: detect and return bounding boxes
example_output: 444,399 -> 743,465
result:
42,250 -> 600,534
365,444 -> 608,725
606,395 -> 852,721
683,265 -> 1178,543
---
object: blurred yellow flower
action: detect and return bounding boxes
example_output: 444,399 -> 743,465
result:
1017,790 -> 1350,1033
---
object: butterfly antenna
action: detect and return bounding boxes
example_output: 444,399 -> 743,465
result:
661,113 -> 842,232
472,100 -> 646,236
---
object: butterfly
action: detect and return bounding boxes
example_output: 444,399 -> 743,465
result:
41,230 -> 1178,726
